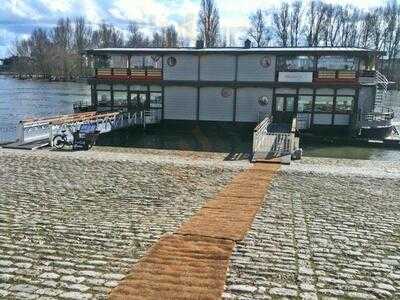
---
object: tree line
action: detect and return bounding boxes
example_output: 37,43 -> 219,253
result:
247,0 -> 400,80
8,0 -> 400,82
10,17 -> 185,79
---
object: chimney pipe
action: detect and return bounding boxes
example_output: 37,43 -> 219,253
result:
196,40 -> 204,49
244,39 -> 251,49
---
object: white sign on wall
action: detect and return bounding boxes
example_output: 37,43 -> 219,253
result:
278,72 -> 313,83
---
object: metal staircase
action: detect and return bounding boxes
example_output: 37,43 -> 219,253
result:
374,71 -> 389,111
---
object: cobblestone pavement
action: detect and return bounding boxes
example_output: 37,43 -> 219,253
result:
224,158 -> 400,299
0,148 -> 244,299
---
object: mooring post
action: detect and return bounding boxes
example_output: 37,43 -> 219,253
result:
16,121 -> 24,143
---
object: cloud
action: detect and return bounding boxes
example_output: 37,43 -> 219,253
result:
39,0 -> 72,13
0,0 -> 392,57
2,0 -> 42,20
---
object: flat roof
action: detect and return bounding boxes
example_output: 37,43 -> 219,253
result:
85,47 -> 384,56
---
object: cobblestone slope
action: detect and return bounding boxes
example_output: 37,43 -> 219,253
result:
224,159 -> 400,299
0,149 -> 242,299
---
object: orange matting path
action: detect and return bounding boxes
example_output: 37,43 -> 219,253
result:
109,164 -> 280,300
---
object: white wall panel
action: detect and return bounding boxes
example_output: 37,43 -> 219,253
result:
164,86 -> 197,120
200,55 -> 235,81
236,88 -> 273,122
313,114 -> 332,125
163,54 -> 198,81
334,114 -> 350,125
237,55 -> 275,81
199,87 -> 233,121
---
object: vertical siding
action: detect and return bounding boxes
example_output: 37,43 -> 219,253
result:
164,86 -> 197,120
237,54 -> 276,81
200,54 -> 235,81
236,88 -> 273,122
199,87 -> 234,121
163,54 -> 198,81
358,86 -> 375,114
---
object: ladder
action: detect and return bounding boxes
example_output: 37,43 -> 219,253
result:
374,71 -> 389,111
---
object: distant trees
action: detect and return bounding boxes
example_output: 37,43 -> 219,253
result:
9,17 -> 184,79
198,0 -> 220,47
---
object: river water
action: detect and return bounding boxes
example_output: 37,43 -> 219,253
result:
0,75 -> 399,161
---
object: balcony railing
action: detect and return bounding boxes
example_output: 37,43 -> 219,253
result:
95,68 -> 162,81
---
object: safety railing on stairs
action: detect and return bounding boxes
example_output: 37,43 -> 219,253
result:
374,71 -> 389,111
252,116 -> 297,162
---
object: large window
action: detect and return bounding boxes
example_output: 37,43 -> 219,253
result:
335,96 -> 354,113
314,96 -> 333,112
277,56 -> 315,71
114,91 -> 128,107
97,91 -> 111,107
94,55 -> 111,68
317,56 -> 358,71
298,95 -> 313,112
150,92 -> 162,109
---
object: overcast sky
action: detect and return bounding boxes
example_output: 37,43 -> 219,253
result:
0,0 -> 390,57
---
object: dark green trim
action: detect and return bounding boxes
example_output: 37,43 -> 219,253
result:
233,55 -> 239,122
85,48 -> 384,57
196,55 -> 201,121
88,78 -> 363,89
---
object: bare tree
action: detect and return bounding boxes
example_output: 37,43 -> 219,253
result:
381,1 -> 400,76
248,9 -> 270,47
198,0 -> 220,47
152,32 -> 163,47
289,1 -> 302,46
164,25 -> 178,47
272,3 -> 290,47
73,17 -> 92,75
304,0 -> 328,46
29,28 -> 52,76
126,22 -> 144,47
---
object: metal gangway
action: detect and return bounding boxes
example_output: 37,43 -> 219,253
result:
3,111 -> 146,150
252,116 -> 299,164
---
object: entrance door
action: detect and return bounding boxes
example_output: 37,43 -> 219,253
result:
274,95 -> 296,124
129,92 -> 149,112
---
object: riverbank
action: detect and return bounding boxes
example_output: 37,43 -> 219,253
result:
0,147 -> 399,299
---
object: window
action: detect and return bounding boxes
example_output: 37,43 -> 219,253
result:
276,97 -> 284,111
94,55 -> 111,68
314,96 -> 333,112
298,95 -> 313,112
97,84 -> 111,90
97,91 -> 111,106
335,96 -> 354,113
113,84 -> 127,91
114,91 -> 128,107
317,56 -> 358,71
110,55 -> 128,68
277,56 -> 314,71
130,85 -> 147,91
150,92 -> 162,109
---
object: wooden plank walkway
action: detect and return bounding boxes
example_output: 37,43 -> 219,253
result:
108,164 -> 280,299
1,139 -> 49,150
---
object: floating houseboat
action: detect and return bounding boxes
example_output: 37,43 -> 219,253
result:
82,42 -> 395,140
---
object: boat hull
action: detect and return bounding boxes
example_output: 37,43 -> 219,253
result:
360,126 -> 393,139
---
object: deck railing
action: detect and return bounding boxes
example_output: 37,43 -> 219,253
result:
95,68 -> 162,81
314,70 -> 358,81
